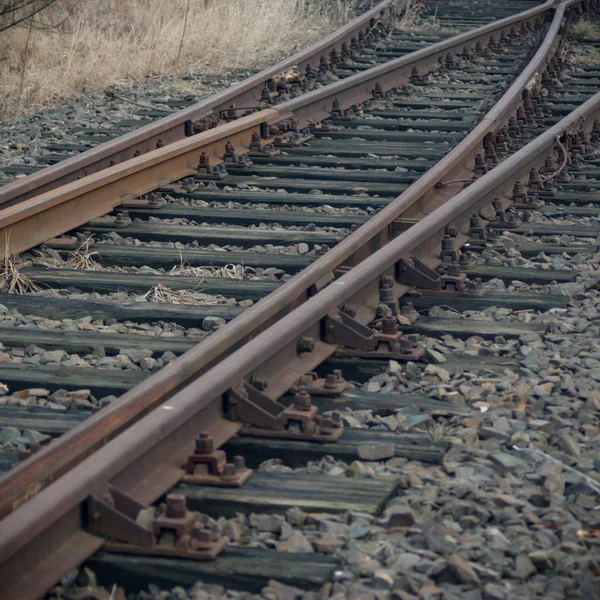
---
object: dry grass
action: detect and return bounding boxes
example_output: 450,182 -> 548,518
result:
0,242 -> 41,294
170,260 -> 262,280
0,0 -> 373,121
143,282 -> 228,305
65,235 -> 99,270
572,19 -> 599,40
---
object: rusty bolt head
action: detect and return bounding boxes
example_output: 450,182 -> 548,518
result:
297,336 -> 314,354
195,431 -> 214,454
293,388 -> 312,411
165,494 -> 187,519
233,455 -> 247,471
220,463 -> 237,481
382,315 -> 397,335
251,375 -> 268,391
324,373 -> 337,389
342,304 -> 357,318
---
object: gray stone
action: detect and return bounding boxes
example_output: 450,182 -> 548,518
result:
285,506 -> 305,527
28,388 -> 49,397
483,583 -> 507,600
358,442 -> 395,461
297,243 -> 309,255
319,519 -> 350,538
249,513 -> 284,533
202,316 -> 226,331
387,506 -> 416,527
425,348 -> 447,364
22,429 -> 50,443
277,531 -> 314,553
40,349 -> 68,363
490,452 -> 524,472
0,426 -> 20,444
118,348 -> 153,362
514,553 -> 536,580
392,552 -> 421,572
559,432 -> 580,459
448,554 -> 480,586
140,357 -> 158,371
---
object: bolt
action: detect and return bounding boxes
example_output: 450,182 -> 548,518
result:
297,336 -> 314,353
324,369 -> 343,389
381,315 -> 398,335
342,304 -> 357,318
115,211 -> 129,225
293,388 -> 312,411
195,431 -> 214,454
165,494 -> 187,519
220,463 -> 237,481
233,455 -> 247,471
148,193 -> 161,208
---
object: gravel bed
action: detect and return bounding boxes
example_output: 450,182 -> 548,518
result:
95,232 -> 321,258
0,72 -> 255,170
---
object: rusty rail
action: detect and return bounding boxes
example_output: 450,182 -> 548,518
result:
0,0 -> 398,208
0,1 -> 593,596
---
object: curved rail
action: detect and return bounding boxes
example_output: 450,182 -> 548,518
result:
0,0 -> 594,596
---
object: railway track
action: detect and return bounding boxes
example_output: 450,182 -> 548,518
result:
1,0 -> 600,598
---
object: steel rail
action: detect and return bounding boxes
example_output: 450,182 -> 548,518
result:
0,0 -> 398,207
0,1 -> 592,596
0,0 -> 571,527
0,0 -> 554,260
0,0 -> 564,516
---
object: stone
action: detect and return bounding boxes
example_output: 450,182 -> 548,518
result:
28,388 -> 49,397
319,520 -> 350,538
249,513 -> 284,533
529,419 -> 554,433
201,316 -> 226,331
358,442 -> 395,461
221,520 -> 242,543
118,348 -> 153,363
22,429 -> 50,444
528,550 -> 553,570
297,243 -> 310,255
285,506 -> 305,527
387,506 -> 416,528
482,583 -> 507,600
0,426 -> 20,444
40,349 -> 68,363
490,452 -> 524,472
311,537 -> 344,554
140,357 -> 158,371
424,364 -> 450,382
68,389 -> 91,401
489,493 -> 525,509
277,531 -> 314,553
514,554 -> 536,580
480,426 -> 510,441
372,569 -> 395,590
425,349 -> 447,364
447,555 -> 480,586
392,552 -> 421,572
559,432 -> 580,459
426,524 -> 457,555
